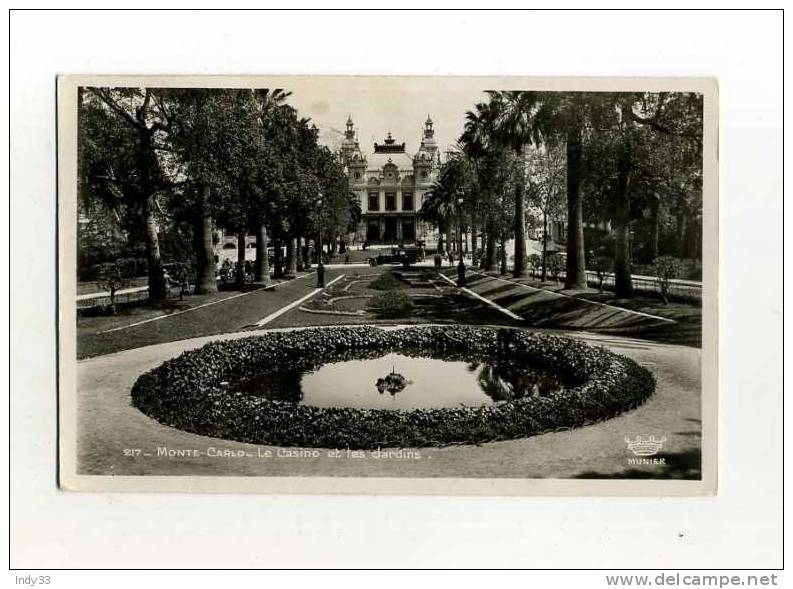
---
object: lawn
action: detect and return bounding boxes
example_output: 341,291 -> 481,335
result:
270,268 -> 521,329
455,268 -> 703,347
75,271 -> 338,359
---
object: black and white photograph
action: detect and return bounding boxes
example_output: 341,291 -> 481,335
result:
57,75 -> 718,494
10,6 -> 785,577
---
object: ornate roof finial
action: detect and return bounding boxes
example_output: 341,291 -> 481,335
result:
423,115 -> 435,139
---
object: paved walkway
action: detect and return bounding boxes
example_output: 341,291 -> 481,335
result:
73,324 -> 702,480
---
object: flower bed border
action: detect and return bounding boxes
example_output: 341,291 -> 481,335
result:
131,326 -> 656,449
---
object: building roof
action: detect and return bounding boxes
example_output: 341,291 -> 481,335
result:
366,151 -> 415,171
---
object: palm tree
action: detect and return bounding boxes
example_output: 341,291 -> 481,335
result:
420,181 -> 456,254
490,91 -> 589,288
461,102 -> 499,271
486,91 -> 536,278
250,88 -> 293,285
421,152 -> 473,257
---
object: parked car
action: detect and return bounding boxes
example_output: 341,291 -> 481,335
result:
375,246 -> 420,267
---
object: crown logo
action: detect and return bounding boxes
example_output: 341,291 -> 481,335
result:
625,435 -> 666,456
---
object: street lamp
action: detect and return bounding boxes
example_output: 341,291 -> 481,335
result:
456,191 -> 466,287
316,194 -> 325,288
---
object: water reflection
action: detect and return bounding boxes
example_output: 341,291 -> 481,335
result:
376,369 -> 410,396
231,351 -> 564,410
471,361 -> 562,401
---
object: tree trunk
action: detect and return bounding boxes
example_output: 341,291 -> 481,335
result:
235,230 -> 247,289
193,184 -> 217,294
285,237 -> 298,278
479,227 -> 487,268
484,216 -> 496,272
650,194 -> 660,261
470,213 -> 478,260
513,182 -> 527,277
445,225 -> 453,254
677,214 -> 688,258
499,233 -> 508,275
254,222 -> 271,285
142,202 -> 167,302
541,210 -> 548,281
272,235 -> 284,279
303,237 -> 313,269
457,215 -> 464,260
614,148 -> 633,298
565,123 -> 587,289
436,224 -> 444,255
296,236 -> 304,271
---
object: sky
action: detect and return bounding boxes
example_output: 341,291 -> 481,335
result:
276,76 -> 490,157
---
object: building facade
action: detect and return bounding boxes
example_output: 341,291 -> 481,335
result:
338,115 -> 440,245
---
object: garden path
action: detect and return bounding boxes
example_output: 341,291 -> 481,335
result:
69,324 -> 703,484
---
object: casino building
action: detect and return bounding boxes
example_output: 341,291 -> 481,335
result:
338,115 -> 441,245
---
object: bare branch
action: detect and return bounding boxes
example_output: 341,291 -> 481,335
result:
628,110 -> 676,134
136,88 -> 153,125
87,87 -> 139,129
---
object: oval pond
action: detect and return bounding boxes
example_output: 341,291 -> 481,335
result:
231,352 -> 564,410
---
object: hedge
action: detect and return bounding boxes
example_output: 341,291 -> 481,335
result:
131,326 -> 655,449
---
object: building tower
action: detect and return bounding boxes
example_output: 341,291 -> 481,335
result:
413,115 -> 438,186
340,115 -> 366,184
419,115 -> 438,160
339,115 -> 357,162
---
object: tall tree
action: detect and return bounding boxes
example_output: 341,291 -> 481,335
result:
166,88 -> 258,293
461,101 -> 502,271
583,92 -> 704,296
490,91 -> 595,287
421,152 -> 473,260
526,144 -> 566,281
81,87 -> 173,302
249,88 -> 293,284
486,92 -> 534,277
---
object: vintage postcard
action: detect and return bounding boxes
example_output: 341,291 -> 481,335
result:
58,75 -> 718,495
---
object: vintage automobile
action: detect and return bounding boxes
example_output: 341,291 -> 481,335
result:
372,246 -> 421,267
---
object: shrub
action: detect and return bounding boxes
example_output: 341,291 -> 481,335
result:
92,261 -> 132,313
652,256 -> 683,304
369,271 -> 408,291
131,326 -> 656,449
547,255 -> 562,283
369,291 -> 414,317
592,256 -> 612,292
527,253 -> 541,276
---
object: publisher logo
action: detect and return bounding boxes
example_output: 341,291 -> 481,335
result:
624,435 -> 667,466
625,435 -> 666,456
